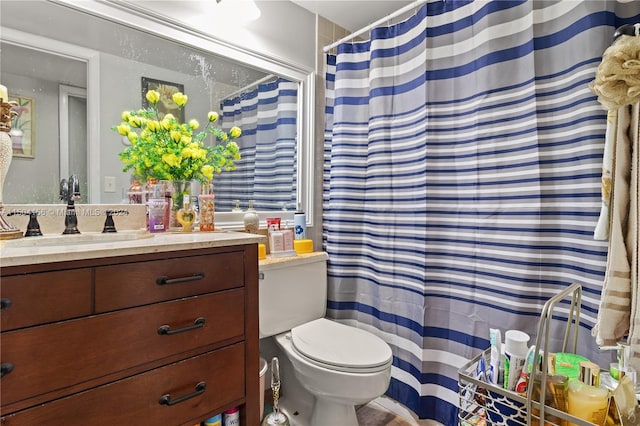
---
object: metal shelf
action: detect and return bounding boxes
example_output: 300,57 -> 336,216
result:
458,283 -> 600,426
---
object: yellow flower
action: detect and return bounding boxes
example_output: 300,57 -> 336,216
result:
113,89 -> 243,183
172,92 -> 188,107
170,130 -> 182,143
162,153 -> 181,167
146,90 -> 160,105
202,165 -> 214,180
230,126 -> 242,138
182,147 -> 196,158
116,123 -> 130,136
127,132 -> 138,143
146,120 -> 160,132
195,147 -> 207,159
128,116 -> 142,128
161,118 -> 172,131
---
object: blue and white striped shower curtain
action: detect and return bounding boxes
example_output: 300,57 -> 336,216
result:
323,1 -> 640,424
217,78 -> 298,211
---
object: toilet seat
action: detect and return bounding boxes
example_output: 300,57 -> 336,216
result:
289,318 -> 393,373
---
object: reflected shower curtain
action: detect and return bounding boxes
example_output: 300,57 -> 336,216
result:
218,78 -> 298,211
323,1 -> 640,424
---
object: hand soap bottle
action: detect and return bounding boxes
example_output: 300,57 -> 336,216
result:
243,199 -> 259,233
567,361 -> 610,425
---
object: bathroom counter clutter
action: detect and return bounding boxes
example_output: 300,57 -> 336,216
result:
0,230 -> 265,267
0,235 -> 261,425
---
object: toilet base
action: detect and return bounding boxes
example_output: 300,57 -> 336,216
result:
276,395 -> 359,426
310,397 -> 358,426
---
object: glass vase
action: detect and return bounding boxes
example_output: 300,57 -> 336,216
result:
170,180 -> 192,230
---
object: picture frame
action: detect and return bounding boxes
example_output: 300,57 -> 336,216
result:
8,95 -> 35,158
141,77 -> 185,122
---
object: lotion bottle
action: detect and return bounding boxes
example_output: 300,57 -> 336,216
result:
567,361 -> 610,426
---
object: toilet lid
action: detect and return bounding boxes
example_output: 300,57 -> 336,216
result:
291,318 -> 392,370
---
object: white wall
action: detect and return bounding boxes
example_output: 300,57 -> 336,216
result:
133,0 -> 316,71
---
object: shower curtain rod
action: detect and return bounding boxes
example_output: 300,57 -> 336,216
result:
322,0 -> 429,53
223,74 -> 276,100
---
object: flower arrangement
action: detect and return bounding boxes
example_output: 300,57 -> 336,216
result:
112,90 -> 242,182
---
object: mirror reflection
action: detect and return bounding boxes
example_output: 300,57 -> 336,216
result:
0,0 -> 299,212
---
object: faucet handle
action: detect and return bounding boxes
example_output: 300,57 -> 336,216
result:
102,209 -> 129,233
7,210 -> 43,237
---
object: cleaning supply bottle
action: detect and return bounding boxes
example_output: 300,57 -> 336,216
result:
503,330 -> 529,391
567,361 -> 610,425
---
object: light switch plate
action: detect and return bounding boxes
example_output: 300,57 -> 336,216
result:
104,176 -> 116,193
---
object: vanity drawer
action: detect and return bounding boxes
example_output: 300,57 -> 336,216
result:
0,269 -> 92,331
0,343 -> 245,426
94,251 -> 245,312
1,289 -> 245,406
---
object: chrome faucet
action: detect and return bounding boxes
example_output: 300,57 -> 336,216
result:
60,175 -> 81,234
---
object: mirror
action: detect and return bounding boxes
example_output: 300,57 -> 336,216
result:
0,0 -> 314,220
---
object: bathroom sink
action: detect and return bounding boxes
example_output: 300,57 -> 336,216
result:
0,229 -> 152,248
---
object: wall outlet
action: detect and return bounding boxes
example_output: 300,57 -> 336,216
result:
104,176 -> 116,193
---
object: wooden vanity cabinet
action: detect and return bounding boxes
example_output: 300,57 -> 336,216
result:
0,244 -> 259,426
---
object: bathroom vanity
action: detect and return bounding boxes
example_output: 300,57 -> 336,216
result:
0,232 -> 262,425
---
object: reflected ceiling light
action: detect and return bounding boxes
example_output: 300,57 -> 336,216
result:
214,0 -> 261,23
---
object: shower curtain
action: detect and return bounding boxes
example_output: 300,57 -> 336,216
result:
323,1 -> 640,424
217,78 -> 298,211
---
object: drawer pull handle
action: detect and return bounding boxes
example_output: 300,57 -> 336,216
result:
158,317 -> 206,335
159,381 -> 206,406
156,272 -> 205,285
1,363 -> 14,378
0,299 -> 11,310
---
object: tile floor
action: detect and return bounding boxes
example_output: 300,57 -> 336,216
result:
356,397 -> 445,426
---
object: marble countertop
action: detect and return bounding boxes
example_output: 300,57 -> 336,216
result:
0,231 -> 266,268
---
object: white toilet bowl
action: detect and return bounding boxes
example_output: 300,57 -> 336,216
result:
258,253 -> 393,426
274,318 -> 392,426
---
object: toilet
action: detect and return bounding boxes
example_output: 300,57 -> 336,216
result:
259,252 -> 393,426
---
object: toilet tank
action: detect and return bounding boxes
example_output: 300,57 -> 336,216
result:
259,252 -> 328,338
